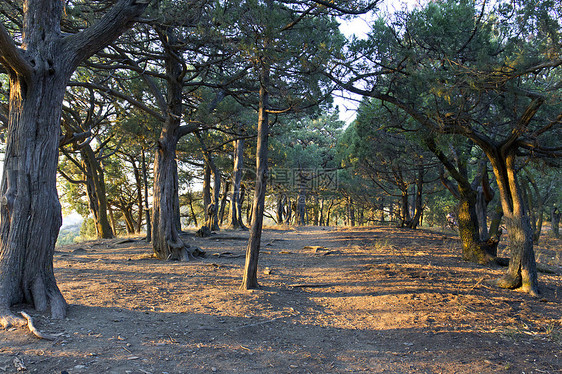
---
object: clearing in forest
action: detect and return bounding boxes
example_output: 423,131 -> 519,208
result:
1,226 -> 561,373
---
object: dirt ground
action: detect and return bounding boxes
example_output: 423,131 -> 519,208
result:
1,225 -> 561,374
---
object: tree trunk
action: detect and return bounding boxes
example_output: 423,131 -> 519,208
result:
276,194 -> 286,224
242,64 -> 270,290
551,207 -> 560,238
399,190 -> 410,227
457,187 -> 497,265
151,28 -> 190,261
219,180 -> 230,225
202,164 -> 211,226
489,151 -> 539,296
296,191 -> 306,225
408,166 -> 424,229
130,156 -> 144,234
0,0 -> 149,324
0,68 -> 68,326
142,149 -> 152,242
228,139 -> 246,229
81,146 -> 114,239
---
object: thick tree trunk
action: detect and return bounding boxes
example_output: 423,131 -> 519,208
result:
457,188 -> 497,265
242,65 -> 270,290
0,0 -> 151,324
489,151 -> 539,296
0,69 -> 67,326
151,29 -> 191,261
152,136 -> 188,260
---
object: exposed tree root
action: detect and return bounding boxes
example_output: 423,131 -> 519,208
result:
0,312 -> 27,329
20,312 -> 63,340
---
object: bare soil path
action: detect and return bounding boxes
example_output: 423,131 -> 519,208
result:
1,226 -> 561,373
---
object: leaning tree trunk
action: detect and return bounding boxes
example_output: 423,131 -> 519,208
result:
0,0 -> 149,326
489,151 -> 539,296
242,64 -> 270,290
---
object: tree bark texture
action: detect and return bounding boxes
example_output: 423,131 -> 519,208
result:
151,28 -> 190,261
0,0 -> 149,325
489,150 -> 539,296
242,65 -> 270,290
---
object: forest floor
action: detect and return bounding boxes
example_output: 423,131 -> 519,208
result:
0,225 -> 561,374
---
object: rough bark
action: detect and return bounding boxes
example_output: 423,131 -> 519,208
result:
0,0 -> 149,325
151,28 -> 191,261
489,150 -> 539,296
241,64 -> 270,290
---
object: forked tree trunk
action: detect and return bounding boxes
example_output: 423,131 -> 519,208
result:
489,151 -> 539,296
0,0 -> 148,326
242,65 -> 270,290
151,28 -> 191,261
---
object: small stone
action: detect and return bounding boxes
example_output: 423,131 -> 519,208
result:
211,367 -> 217,372
74,365 -> 86,369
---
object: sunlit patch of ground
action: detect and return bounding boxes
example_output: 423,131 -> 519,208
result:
0,225 -> 560,373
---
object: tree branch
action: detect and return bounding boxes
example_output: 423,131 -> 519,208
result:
63,0 -> 151,71
0,22 -> 32,79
